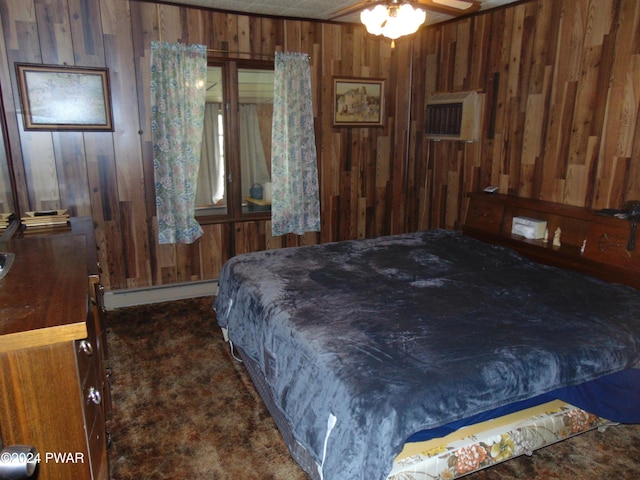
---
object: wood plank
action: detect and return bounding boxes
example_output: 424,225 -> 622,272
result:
156,3 -> 184,43
567,44 -> 605,168
521,94 -> 543,166
564,163 -> 588,206
453,19 -> 470,90
19,127 -> 60,211
224,12 -> 239,54
237,14 -> 251,59
199,223 -> 228,276
52,132 -> 91,216
0,3 -> 27,213
627,70 -> 640,199
68,0 -> 107,67
35,0 -> 74,64
506,4 -> 525,101
528,0 -> 560,95
175,242 -> 193,282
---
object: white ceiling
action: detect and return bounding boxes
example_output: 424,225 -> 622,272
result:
160,0 -> 523,25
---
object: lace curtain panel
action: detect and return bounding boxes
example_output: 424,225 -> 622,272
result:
151,41 -> 207,244
271,52 -> 321,236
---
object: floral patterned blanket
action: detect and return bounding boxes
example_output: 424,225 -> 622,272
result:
214,230 -> 640,480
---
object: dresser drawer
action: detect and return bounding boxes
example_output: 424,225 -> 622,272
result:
583,222 -> 640,271
82,360 -> 108,480
464,198 -> 505,233
86,413 -> 108,480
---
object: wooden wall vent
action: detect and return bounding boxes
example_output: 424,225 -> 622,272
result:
426,91 -> 484,142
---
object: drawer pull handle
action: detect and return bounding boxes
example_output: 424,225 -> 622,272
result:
97,284 -> 106,313
79,340 -> 94,356
598,233 -> 632,257
87,387 -> 102,405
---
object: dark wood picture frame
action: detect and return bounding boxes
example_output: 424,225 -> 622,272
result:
332,77 -> 385,127
16,63 -> 114,131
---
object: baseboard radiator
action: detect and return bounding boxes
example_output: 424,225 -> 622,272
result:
103,280 -> 218,310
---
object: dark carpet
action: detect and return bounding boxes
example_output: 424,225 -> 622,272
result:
106,297 -> 640,479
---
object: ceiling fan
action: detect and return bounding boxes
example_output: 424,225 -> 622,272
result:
331,0 -> 481,45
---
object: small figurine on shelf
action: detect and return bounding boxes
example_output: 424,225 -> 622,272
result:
552,227 -> 562,247
543,227 -> 549,244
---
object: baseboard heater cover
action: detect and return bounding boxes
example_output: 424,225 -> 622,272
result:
103,280 -> 218,310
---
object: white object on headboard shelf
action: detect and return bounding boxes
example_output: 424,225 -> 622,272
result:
511,216 -> 547,240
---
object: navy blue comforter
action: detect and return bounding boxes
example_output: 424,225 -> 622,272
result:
214,230 -> 640,480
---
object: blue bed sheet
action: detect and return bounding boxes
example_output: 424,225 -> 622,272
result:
406,367 -> 640,442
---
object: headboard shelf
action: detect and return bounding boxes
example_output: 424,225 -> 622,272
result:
463,193 -> 640,290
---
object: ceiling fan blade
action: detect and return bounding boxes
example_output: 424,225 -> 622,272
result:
417,0 -> 481,15
329,0 -> 386,20
433,0 -> 480,8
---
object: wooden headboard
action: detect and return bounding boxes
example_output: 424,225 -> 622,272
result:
462,193 -> 640,290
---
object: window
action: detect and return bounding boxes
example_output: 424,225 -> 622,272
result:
196,60 -> 274,221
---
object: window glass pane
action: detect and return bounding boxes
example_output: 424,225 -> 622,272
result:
239,68 -> 273,214
196,65 -> 226,215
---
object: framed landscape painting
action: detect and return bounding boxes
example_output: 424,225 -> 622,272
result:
16,63 -> 113,131
333,77 -> 385,127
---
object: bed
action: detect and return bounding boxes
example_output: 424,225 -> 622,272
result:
213,228 -> 640,480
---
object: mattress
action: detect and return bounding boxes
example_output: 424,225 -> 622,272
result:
214,229 -> 640,480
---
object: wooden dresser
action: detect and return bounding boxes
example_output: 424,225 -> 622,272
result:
0,229 -> 109,479
463,192 -> 640,290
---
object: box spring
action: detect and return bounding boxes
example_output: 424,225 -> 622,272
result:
236,345 -> 611,480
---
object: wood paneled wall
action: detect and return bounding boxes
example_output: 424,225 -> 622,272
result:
418,0 -> 640,230
0,0 -> 638,292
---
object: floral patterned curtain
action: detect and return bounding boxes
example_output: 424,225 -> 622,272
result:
271,52 -> 320,236
150,41 -> 207,244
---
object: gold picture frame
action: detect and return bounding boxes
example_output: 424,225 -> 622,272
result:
332,77 -> 385,127
16,63 -> 114,131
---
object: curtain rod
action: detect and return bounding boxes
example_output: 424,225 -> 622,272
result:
207,49 -> 311,61
207,48 -> 275,59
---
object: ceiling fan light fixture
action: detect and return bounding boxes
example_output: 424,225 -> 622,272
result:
360,2 -> 427,41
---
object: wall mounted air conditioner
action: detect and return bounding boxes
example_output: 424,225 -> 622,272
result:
425,91 -> 484,142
